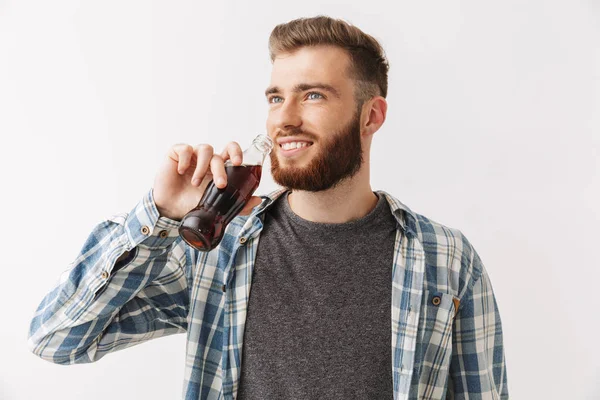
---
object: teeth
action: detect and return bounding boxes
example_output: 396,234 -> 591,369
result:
281,142 -> 311,150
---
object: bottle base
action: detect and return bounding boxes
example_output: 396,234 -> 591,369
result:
179,224 -> 212,251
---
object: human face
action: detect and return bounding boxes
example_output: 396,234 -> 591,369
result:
265,45 -> 364,191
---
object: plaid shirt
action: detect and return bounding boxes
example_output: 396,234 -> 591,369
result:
28,187 -> 508,399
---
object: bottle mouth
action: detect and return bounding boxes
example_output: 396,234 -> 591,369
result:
253,134 -> 274,154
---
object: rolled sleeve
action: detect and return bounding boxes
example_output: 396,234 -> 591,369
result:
62,188 -> 184,319
120,188 -> 182,250
29,188 -> 190,363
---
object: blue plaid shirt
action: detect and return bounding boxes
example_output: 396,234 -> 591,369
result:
28,187 -> 508,399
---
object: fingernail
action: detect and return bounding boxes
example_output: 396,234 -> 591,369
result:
234,156 -> 242,163
217,177 -> 226,186
192,178 -> 200,186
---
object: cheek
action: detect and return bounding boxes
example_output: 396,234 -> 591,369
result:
307,112 -> 338,133
265,113 -> 276,133
265,107 -> 282,125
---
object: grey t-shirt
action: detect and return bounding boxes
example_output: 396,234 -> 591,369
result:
237,191 -> 397,400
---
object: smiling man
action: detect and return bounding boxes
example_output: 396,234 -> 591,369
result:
241,17 -> 508,399
28,15 -> 508,400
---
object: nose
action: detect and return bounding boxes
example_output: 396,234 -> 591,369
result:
272,99 -> 302,130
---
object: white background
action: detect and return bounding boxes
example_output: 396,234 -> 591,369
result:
1,1 -> 598,399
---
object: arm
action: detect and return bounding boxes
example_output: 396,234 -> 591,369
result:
447,257 -> 509,399
27,188 -> 195,364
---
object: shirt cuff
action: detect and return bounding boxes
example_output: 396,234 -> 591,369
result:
123,188 -> 183,250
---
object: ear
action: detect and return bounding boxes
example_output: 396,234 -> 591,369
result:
362,96 -> 387,137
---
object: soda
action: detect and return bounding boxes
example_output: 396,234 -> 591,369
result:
178,134 -> 272,251
179,165 -> 262,251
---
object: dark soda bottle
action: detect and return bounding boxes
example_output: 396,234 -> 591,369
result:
178,134 -> 273,251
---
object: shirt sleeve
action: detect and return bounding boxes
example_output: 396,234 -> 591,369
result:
447,254 -> 509,399
27,187 -> 195,365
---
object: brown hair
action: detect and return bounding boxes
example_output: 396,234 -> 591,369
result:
268,15 -> 389,107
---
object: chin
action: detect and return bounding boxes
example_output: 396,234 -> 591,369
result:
276,154 -> 311,164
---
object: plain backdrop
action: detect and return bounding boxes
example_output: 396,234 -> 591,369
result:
1,1 -> 598,399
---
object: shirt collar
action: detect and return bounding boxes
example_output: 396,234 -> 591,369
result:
252,188 -> 419,238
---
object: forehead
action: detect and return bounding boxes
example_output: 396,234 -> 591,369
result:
269,45 -> 353,91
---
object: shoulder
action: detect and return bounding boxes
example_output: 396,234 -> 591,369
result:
410,211 -> 484,300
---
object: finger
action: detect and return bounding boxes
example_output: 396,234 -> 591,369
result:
191,144 -> 214,186
220,142 -> 244,166
169,144 -> 192,174
174,144 -> 194,175
210,154 -> 227,189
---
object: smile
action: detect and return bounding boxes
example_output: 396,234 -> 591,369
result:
279,141 -> 313,157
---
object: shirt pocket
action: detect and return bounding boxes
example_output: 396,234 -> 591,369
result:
416,291 -> 458,399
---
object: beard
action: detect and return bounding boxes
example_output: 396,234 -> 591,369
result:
270,108 -> 364,192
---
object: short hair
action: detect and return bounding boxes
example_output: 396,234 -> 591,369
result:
268,15 -> 389,106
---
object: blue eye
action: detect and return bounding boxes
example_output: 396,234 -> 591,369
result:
307,92 -> 324,100
267,96 -> 283,104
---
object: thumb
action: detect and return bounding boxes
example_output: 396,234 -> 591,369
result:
239,196 -> 263,216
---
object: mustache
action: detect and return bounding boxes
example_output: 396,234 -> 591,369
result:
274,128 -> 317,141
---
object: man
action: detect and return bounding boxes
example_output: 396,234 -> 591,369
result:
28,16 -> 508,399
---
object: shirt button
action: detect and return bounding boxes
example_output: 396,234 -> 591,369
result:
432,296 -> 441,306
141,225 -> 150,235
101,271 -> 109,279
159,230 -> 168,238
239,237 -> 247,244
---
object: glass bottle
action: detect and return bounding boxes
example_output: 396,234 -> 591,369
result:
178,134 -> 273,251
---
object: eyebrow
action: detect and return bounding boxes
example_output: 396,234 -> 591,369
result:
264,83 -> 341,99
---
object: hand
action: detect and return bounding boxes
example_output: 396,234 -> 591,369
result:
152,142 -> 262,221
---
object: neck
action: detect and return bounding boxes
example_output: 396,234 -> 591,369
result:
286,165 -> 378,224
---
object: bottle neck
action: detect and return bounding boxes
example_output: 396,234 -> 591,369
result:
252,135 -> 274,155
239,134 -> 273,166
